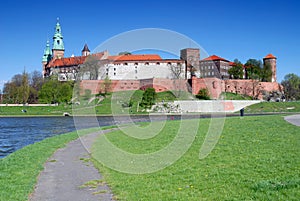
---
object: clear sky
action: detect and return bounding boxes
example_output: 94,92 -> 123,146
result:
0,0 -> 300,90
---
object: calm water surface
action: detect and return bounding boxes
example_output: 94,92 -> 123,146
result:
0,115 -> 184,158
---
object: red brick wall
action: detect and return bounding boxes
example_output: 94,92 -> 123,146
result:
81,78 -> 282,100
191,77 -> 282,99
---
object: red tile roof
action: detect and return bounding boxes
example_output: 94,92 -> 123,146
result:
229,62 -> 236,66
202,55 -> 229,62
108,54 -> 162,62
264,54 -> 276,59
46,52 -> 105,68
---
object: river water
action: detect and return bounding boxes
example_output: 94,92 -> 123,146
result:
0,115 -> 185,159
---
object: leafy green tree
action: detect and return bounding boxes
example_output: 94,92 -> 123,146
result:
20,71 -> 30,103
196,88 -> 210,100
38,77 -> 73,104
281,73 -> 300,100
118,51 -> 131,55
228,59 -> 244,79
245,59 -> 262,80
2,71 -> 30,104
261,63 -> 273,82
140,88 -> 156,108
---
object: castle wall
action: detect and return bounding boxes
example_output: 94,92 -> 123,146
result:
191,77 -> 282,100
81,77 -> 281,100
105,61 -> 186,80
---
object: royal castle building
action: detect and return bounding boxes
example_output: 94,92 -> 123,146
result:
42,19 -> 280,99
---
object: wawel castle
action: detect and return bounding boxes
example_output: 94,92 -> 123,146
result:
42,19 -> 280,100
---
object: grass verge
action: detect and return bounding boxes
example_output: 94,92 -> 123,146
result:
91,115 -> 300,200
0,127 -> 102,201
245,101 -> 300,113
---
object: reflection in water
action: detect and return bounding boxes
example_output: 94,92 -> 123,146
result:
0,115 -> 185,159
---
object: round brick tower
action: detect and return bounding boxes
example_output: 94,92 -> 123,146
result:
263,54 -> 277,82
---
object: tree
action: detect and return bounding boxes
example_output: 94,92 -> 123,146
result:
28,71 -> 44,103
169,63 -> 185,98
102,76 -> 112,94
38,77 -> 73,104
281,73 -> 300,100
261,63 -> 273,82
228,60 -> 244,79
196,88 -> 210,100
19,70 -> 30,103
79,55 -> 105,80
140,88 -> 156,108
118,51 -> 131,55
245,59 -> 262,80
2,71 -> 30,104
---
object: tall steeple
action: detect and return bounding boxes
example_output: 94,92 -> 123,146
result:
42,40 -> 52,63
82,44 -> 90,56
42,40 -> 52,77
52,18 -> 65,59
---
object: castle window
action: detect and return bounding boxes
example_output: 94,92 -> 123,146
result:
145,62 -> 149,65
57,40 -> 60,45
134,62 -> 138,65
124,63 -> 128,65
114,68 -> 116,71
156,62 -> 160,65
114,72 -> 116,76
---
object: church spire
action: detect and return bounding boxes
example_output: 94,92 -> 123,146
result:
82,44 -> 90,56
42,40 -> 52,63
52,18 -> 65,59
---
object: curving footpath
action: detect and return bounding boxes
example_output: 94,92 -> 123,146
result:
29,130 -> 115,201
284,114 -> 300,127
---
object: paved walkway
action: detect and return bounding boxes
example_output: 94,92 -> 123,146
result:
284,114 -> 300,127
29,130 -> 115,201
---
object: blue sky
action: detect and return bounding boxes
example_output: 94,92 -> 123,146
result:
0,0 -> 300,89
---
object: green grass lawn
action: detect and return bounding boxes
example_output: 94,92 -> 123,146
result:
0,127 -> 102,201
92,115 -> 300,200
0,105 -> 73,116
221,92 -> 253,100
245,101 -> 300,113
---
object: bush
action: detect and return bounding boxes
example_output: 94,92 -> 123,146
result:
140,88 -> 157,108
196,88 -> 210,100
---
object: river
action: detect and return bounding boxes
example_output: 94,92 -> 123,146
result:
0,115 -> 185,159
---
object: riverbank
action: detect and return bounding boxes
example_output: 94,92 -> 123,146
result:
0,126 -> 114,200
0,101 -> 299,116
1,115 -> 300,200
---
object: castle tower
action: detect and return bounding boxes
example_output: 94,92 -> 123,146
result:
263,54 -> 277,82
52,18 -> 65,59
42,40 -> 52,76
180,48 -> 200,78
82,44 -> 90,56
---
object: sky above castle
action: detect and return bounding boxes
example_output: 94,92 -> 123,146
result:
0,0 -> 300,89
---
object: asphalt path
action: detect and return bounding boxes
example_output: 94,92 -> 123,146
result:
29,130 -> 115,201
284,114 -> 300,127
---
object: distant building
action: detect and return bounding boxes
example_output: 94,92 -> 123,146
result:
199,55 -> 231,79
41,19 -> 279,100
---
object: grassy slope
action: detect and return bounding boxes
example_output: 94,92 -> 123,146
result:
245,101 -> 300,113
0,127 -> 101,201
221,92 -> 253,100
92,115 -> 300,200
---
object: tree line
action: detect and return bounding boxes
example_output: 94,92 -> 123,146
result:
1,70 -> 74,104
228,58 -> 273,82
